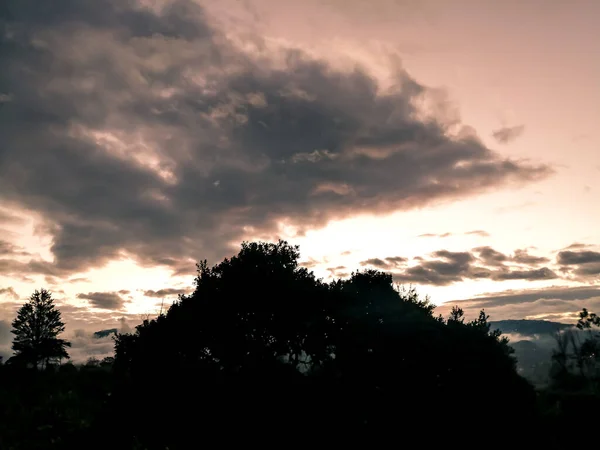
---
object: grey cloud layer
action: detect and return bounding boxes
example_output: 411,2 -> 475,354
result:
556,249 -> 600,280
360,245 -> 559,286
142,288 -> 189,298
76,291 -> 127,310
436,286 -> 600,322
0,0 -> 551,279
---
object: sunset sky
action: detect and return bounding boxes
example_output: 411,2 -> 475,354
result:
1,0 -> 599,360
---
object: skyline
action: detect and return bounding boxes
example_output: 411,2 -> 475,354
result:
1,0 -> 599,360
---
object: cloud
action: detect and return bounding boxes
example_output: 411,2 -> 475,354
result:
392,250 -> 488,286
143,288 -> 189,298
68,277 -> 90,284
386,256 -> 408,264
0,287 -> 19,300
473,246 -> 507,266
437,285 -> 600,321
69,329 -> 115,363
492,125 -> 525,144
556,250 -> 600,280
360,256 -> 407,270
511,249 -> 549,265
0,0 -> 552,279
389,246 -> 561,286
0,240 -> 30,257
0,210 -> 26,225
490,267 -> 557,281
464,230 -> 490,237
557,250 -> 600,265
76,292 -> 126,310
360,258 -> 389,268
326,265 -> 348,278
299,257 -> 321,268
560,242 -> 590,250
69,319 -> 134,362
418,232 -> 452,238
474,246 -> 549,268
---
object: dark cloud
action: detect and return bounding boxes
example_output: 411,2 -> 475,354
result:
473,246 -> 507,266
556,250 -> 600,280
360,256 -> 407,269
473,246 -> 549,268
490,267 -> 557,281
492,125 -> 525,144
143,288 -> 188,298
418,232 -> 452,238
572,263 -> 600,276
0,0 -> 552,280
76,292 -> 126,310
511,249 -> 549,265
360,258 -> 389,268
391,246 -> 562,286
393,250 -> 487,286
557,250 -> 600,265
0,287 -> 19,300
386,256 -> 407,264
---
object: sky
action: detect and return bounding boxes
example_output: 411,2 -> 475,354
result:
1,0 -> 599,360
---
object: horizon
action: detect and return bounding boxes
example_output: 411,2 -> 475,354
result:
1,0 -> 599,361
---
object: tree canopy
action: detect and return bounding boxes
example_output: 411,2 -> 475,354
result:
112,240 -> 535,446
9,289 -> 70,369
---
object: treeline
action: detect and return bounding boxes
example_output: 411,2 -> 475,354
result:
1,241 -> 599,448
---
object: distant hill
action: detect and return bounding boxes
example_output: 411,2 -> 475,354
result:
93,328 -> 118,339
488,320 -> 574,387
490,319 -> 571,336
510,339 -> 554,386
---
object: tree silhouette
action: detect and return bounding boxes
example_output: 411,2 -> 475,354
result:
9,289 -> 70,369
110,240 -> 536,446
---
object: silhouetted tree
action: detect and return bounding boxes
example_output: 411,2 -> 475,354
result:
112,241 -> 536,447
8,289 -> 70,369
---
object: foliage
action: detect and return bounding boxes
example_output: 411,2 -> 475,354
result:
8,241 -> 595,445
0,362 -> 114,449
112,240 -> 535,446
8,289 -> 70,369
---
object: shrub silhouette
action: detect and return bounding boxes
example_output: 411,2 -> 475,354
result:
112,241 -> 535,447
